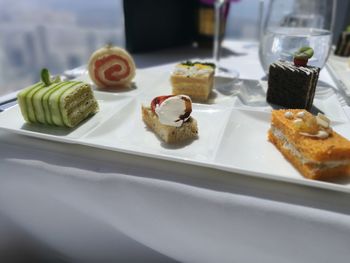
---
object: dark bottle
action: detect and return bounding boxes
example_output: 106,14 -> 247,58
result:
195,0 -> 229,48
123,0 -> 197,53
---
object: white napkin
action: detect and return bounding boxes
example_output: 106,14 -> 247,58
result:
1,135 -> 350,263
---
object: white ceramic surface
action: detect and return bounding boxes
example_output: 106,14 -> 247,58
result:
327,54 -> 350,97
1,70 -> 350,193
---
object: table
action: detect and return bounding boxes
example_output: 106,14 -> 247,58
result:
1,40 -> 350,262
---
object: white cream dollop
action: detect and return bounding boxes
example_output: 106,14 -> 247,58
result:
155,95 -> 191,127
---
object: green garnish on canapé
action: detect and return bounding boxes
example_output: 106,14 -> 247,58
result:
41,68 -> 61,86
293,46 -> 314,67
181,61 -> 216,69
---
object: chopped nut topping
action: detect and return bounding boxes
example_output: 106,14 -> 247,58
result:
296,111 -> 305,118
316,113 -> 330,128
284,111 -> 293,119
285,110 -> 332,139
294,115 -> 319,134
293,118 -> 303,125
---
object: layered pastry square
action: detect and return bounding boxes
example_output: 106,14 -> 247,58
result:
170,62 -> 215,102
142,95 -> 198,143
266,60 -> 320,110
268,109 -> 350,180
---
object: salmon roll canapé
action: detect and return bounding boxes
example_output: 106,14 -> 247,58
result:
88,45 -> 136,89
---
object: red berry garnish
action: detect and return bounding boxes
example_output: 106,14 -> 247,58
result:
293,47 -> 313,67
293,57 -> 308,67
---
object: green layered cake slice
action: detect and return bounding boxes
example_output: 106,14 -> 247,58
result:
17,69 -> 99,128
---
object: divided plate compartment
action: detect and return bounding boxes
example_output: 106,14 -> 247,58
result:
0,68 -> 167,142
0,92 -> 134,142
213,110 -> 348,178
80,97 -> 232,163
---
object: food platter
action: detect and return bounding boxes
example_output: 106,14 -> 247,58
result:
1,68 -> 350,193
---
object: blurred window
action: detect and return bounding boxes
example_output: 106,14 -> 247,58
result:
0,0 -> 124,96
226,0 -> 266,41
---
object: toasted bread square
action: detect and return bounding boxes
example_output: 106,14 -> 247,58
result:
142,106 -> 198,143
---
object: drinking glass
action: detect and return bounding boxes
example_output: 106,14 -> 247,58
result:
213,0 -> 239,81
259,0 -> 337,74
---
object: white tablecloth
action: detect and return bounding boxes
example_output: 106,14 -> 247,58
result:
1,40 -> 350,262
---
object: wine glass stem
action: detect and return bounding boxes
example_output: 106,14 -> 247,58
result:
213,1 -> 224,66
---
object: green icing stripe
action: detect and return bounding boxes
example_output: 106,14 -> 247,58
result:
43,81 -> 75,125
49,82 -> 82,126
31,83 -> 57,123
32,82 -> 63,124
41,82 -> 68,124
26,84 -> 46,123
17,82 -> 42,122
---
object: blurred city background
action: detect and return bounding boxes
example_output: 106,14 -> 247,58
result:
0,0 -> 268,96
0,0 -> 349,96
0,0 -> 124,96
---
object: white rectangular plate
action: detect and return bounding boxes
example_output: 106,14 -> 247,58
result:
1,69 -> 350,193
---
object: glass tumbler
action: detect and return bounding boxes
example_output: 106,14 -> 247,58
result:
258,0 -> 337,74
